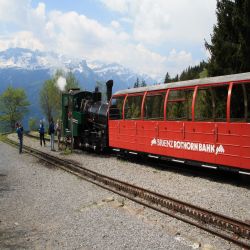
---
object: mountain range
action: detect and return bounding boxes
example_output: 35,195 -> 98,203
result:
0,48 -> 157,128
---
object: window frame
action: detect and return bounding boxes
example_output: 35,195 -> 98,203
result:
109,95 -> 125,120
228,81 -> 250,122
143,91 -> 166,121
124,93 -> 144,120
165,87 -> 194,121
194,83 -> 229,122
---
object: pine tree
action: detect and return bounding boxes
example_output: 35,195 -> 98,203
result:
178,61 -> 207,81
164,72 -> 171,83
205,0 -> 250,76
172,74 -> 179,82
134,77 -> 140,88
141,79 -> 147,87
235,0 -> 250,72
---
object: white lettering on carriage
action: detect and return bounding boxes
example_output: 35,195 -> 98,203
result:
150,138 -> 224,155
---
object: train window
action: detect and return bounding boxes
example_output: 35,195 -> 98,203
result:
109,96 -> 124,120
230,84 -> 245,121
144,93 -> 165,120
245,82 -> 250,121
124,95 -> 143,120
166,89 -> 193,120
195,88 -> 213,121
195,85 -> 228,121
213,85 -> 228,121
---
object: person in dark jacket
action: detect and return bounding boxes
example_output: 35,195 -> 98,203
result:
49,118 -> 55,151
39,120 -> 46,146
16,122 -> 23,154
55,119 -> 62,150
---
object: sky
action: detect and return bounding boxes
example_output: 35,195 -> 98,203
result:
0,0 -> 217,80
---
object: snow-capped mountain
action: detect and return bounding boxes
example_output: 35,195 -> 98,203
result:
0,47 -> 157,129
0,48 -> 61,69
0,48 -> 157,91
87,60 -> 154,87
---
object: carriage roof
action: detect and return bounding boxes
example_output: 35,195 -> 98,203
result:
114,72 -> 250,95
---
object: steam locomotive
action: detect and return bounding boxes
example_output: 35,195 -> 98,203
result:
62,80 -> 113,151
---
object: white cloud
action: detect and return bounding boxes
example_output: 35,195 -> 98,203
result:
111,20 -> 120,29
0,0 -> 214,79
120,17 -> 133,24
101,0 -> 217,45
0,0 -> 29,24
165,49 -> 195,77
0,31 -> 44,51
100,0 -> 129,13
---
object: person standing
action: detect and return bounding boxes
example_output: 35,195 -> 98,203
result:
49,118 -> 55,151
55,119 -> 61,150
16,122 -> 23,154
39,120 -> 46,146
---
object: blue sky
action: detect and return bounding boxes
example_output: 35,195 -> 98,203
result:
0,0 -> 217,80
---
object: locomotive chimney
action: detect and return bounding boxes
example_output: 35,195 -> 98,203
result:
106,80 -> 113,102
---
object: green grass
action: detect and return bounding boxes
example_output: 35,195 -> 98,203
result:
0,134 -> 5,141
60,148 -> 72,155
0,133 -> 10,142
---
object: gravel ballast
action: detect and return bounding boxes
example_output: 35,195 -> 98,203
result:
4,134 -> 250,249
0,141 -> 190,249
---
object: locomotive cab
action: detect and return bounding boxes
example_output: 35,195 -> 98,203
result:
62,89 -> 93,138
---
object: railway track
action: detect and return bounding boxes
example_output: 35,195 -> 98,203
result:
3,136 -> 250,249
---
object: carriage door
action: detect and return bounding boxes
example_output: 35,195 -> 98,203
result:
108,95 -> 125,149
123,94 -> 144,151
193,87 -> 216,165
208,83 -> 245,169
211,84 -> 230,167
224,82 -> 250,170
165,89 -> 194,159
143,91 -> 165,155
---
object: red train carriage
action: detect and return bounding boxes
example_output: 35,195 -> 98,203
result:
108,72 -> 250,174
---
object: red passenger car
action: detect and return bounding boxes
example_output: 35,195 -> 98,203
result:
108,72 -> 250,174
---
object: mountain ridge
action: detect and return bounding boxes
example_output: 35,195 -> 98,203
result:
0,48 -> 157,90
0,47 -> 157,129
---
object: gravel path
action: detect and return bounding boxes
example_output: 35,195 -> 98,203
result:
5,133 -> 250,249
0,141 -> 190,249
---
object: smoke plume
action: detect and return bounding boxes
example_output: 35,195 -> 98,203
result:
57,76 -> 66,91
